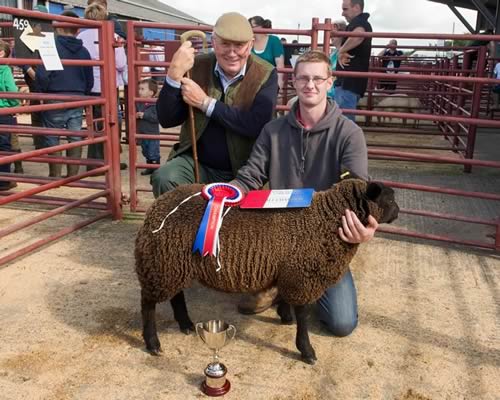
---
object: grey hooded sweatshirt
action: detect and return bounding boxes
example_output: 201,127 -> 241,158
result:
234,99 -> 368,192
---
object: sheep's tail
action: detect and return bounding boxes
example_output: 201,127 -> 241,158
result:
152,192 -> 201,233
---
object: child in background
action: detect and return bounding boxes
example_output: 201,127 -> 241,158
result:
36,10 -> 93,177
0,40 -> 19,191
136,79 -> 160,176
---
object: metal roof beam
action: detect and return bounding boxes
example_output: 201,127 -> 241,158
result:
448,4 -> 476,32
471,0 -> 496,28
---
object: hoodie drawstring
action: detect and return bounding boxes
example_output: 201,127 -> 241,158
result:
300,129 -> 311,174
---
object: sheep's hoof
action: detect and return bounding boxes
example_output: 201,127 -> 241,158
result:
147,346 -> 163,356
180,323 -> 195,335
301,354 -> 317,365
300,348 -> 317,365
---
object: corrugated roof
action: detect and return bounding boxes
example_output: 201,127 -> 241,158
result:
53,0 -> 205,24
427,0 -> 497,11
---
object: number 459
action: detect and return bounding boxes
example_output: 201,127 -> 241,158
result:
13,18 -> 30,31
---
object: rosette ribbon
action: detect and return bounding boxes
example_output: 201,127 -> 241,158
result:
193,183 -> 243,257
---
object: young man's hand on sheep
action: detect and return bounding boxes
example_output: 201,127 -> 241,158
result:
339,211 -> 378,243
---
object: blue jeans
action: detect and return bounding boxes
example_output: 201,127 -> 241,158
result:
334,87 -> 360,122
317,268 -> 358,337
141,138 -> 160,162
0,115 -> 15,186
42,106 -> 83,147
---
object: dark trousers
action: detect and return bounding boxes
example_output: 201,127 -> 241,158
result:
141,138 -> 160,163
0,115 -> 15,187
30,100 -> 44,149
87,95 -> 105,163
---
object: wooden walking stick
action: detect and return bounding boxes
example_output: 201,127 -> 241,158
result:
180,30 -> 207,183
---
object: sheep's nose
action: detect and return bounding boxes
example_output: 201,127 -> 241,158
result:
388,206 -> 399,223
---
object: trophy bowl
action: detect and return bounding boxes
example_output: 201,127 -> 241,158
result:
196,320 -> 236,397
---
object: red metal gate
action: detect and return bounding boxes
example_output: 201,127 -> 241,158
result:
0,7 -> 123,265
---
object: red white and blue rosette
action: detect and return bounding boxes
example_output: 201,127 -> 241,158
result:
193,183 -> 244,257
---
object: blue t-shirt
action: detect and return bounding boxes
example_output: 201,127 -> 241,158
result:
251,35 -> 284,66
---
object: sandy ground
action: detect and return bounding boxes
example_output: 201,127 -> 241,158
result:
1,218 -> 499,400
1,125 -> 500,399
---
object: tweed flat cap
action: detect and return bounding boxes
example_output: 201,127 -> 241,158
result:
213,12 -> 253,42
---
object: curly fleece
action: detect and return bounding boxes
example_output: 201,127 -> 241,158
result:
135,179 -> 385,306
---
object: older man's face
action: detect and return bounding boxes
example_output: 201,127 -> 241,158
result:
212,35 -> 253,79
341,0 -> 361,23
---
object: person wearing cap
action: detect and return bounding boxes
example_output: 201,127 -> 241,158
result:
151,12 -> 278,197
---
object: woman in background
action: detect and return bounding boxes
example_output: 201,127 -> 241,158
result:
249,16 -> 285,89
328,19 -> 347,100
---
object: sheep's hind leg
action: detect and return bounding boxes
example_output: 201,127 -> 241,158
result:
170,291 -> 195,335
294,305 -> 317,365
277,300 -> 293,324
141,291 -> 162,355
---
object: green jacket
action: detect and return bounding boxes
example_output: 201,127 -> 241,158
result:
170,53 -> 274,175
0,65 -> 19,108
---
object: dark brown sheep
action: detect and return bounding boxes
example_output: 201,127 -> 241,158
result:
135,179 -> 399,364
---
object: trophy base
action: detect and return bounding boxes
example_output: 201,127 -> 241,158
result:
201,379 -> 231,397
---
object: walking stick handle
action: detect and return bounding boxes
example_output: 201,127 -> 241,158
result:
180,30 -> 207,48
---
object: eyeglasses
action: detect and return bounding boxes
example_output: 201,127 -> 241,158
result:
295,75 -> 329,86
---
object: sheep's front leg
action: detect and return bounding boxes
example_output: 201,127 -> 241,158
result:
294,305 -> 317,365
141,291 -> 162,355
170,290 -> 195,335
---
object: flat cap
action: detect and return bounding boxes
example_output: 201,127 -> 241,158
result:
213,12 -> 253,42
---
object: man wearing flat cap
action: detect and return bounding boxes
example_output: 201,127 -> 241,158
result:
152,12 -> 278,197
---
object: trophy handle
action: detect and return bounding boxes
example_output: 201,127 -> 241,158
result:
227,324 -> 236,341
195,322 -> 206,344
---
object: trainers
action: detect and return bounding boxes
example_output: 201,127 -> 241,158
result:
237,287 -> 279,315
0,181 -> 17,191
141,168 -> 155,176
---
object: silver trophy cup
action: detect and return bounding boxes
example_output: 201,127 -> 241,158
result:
196,320 -> 236,397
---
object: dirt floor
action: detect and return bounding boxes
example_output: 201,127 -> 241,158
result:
1,125 -> 500,400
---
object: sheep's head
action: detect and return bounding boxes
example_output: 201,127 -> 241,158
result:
364,182 -> 399,224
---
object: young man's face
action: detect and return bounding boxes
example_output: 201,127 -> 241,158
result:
293,61 -> 333,108
138,83 -> 154,98
212,35 -> 253,79
341,0 -> 361,23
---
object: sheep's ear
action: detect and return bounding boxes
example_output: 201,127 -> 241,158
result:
366,182 -> 383,200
